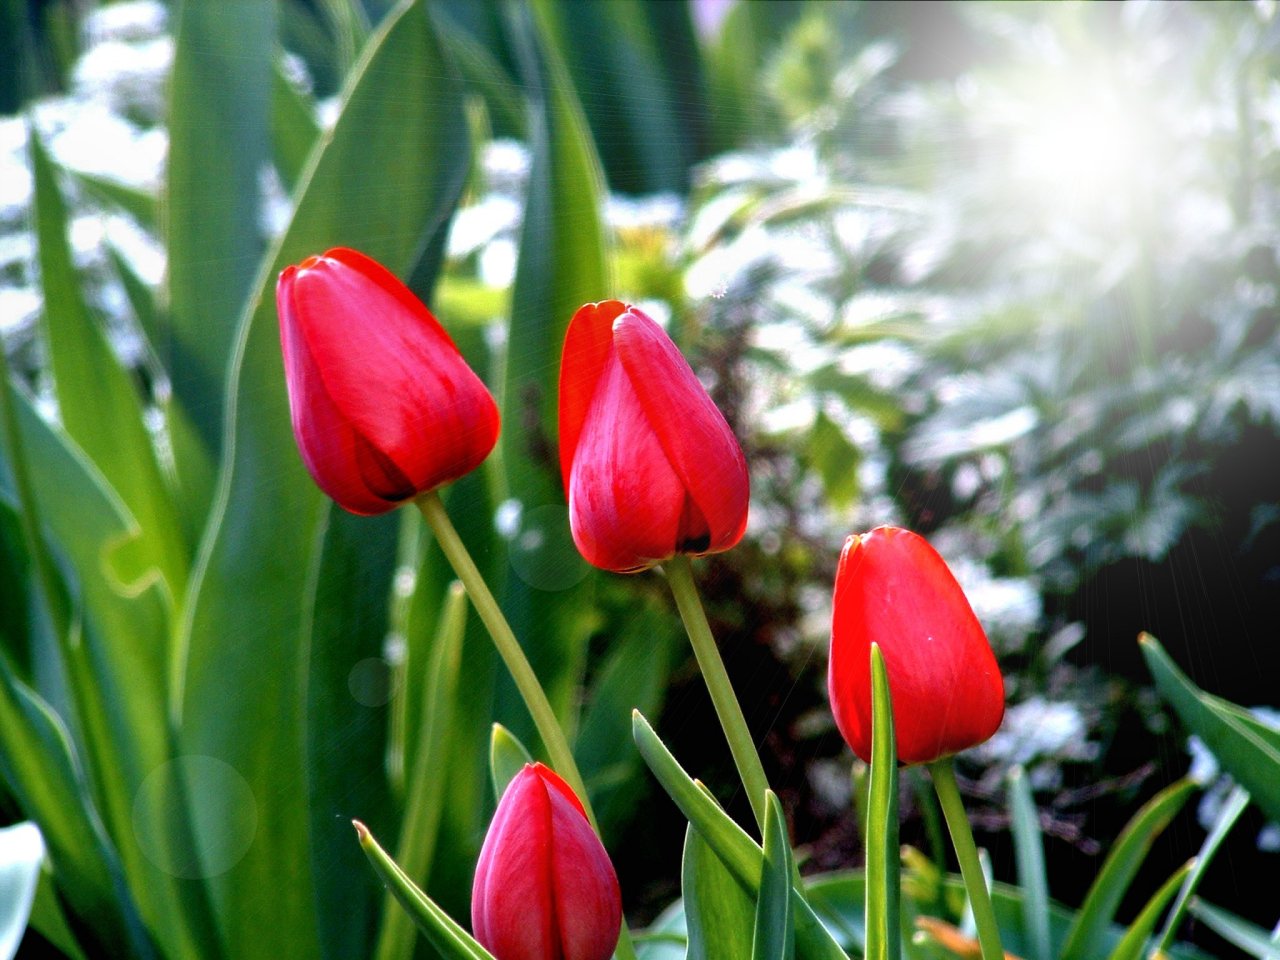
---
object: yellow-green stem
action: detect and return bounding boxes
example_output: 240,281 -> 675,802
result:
663,555 -> 770,833
414,491 -> 636,960
929,758 -> 1005,960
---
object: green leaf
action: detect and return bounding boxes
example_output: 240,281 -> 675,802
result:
375,580 -> 468,960
1140,633 -> 1280,826
176,3 -> 470,956
270,55 -> 321,192
28,125 -> 188,608
1007,766 -> 1051,960
0,821 -> 44,958
354,822 -> 495,960
752,792 -> 796,960
72,170 -> 158,229
302,507 -> 399,960
490,722 -> 536,801
166,0 -> 275,459
574,595 -> 681,838
0,372 -> 212,959
805,412 -> 860,509
631,710 -> 848,960
1059,776 -> 1196,960
1152,784 -> 1249,957
683,820 -> 756,960
26,862 -> 89,960
1187,899 -> 1280,959
1106,859 -> 1194,960
864,644 -> 899,960
0,655 -> 148,957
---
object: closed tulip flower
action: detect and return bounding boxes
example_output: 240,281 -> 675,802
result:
828,526 -> 1005,766
472,763 -> 621,960
277,247 -> 499,515
558,300 -> 749,573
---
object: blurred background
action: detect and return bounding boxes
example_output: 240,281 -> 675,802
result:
2,0 -> 1279,956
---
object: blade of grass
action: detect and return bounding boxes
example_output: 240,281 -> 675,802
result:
1151,785 -> 1249,958
1008,766 -> 1051,960
631,710 -> 848,960
375,581 -> 468,960
1106,859 -> 1194,960
752,791 -> 796,960
865,644 -> 899,960
1059,777 -> 1196,960
1187,899 -> 1280,960
354,822 -> 495,960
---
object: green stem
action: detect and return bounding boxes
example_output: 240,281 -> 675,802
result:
663,555 -> 770,833
929,758 -> 1004,960
414,491 -> 636,960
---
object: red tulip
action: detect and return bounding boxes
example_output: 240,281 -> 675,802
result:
558,300 -> 749,573
277,247 -> 499,515
827,526 -> 1005,766
472,763 -> 621,960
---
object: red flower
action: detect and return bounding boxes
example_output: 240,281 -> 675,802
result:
472,763 -> 621,960
276,247 -> 499,515
558,300 -> 749,573
827,526 -> 1005,765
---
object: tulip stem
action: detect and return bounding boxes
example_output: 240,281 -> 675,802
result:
663,555 -> 770,834
415,490 -> 590,820
415,491 -> 637,960
928,758 -> 1005,960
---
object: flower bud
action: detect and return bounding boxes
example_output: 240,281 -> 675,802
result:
558,300 -> 749,573
828,526 -> 1005,765
472,763 -> 621,960
277,247 -> 499,515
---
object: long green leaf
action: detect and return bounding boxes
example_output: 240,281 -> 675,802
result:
1106,859 -> 1194,960
1059,776 -> 1196,960
165,0 -> 275,458
28,126 -> 187,608
1007,766 -> 1051,960
752,792 -> 796,960
864,643 -> 898,960
1140,633 -> 1280,825
683,823 -> 756,960
302,507 -> 399,960
0,656 -> 146,957
1187,899 -> 1280,959
375,580 -> 468,960
354,822 -> 495,960
1152,784 -> 1249,957
631,710 -> 848,960
0,370 -> 210,959
177,3 -> 470,956
271,56 -> 321,192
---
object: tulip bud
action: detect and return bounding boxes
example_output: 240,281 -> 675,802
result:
472,763 -> 621,960
828,526 -> 1005,766
558,300 -> 749,573
276,247 -> 500,515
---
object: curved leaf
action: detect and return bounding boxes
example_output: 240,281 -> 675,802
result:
753,792 -> 796,960
177,3 -> 470,956
1059,776 -> 1196,960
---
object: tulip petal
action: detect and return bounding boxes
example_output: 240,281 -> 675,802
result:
559,300 -> 629,486
547,785 -> 622,960
612,309 -> 749,555
289,248 -> 499,497
472,770 -> 557,960
279,265 -> 401,515
568,350 -> 686,572
828,527 -> 1005,766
